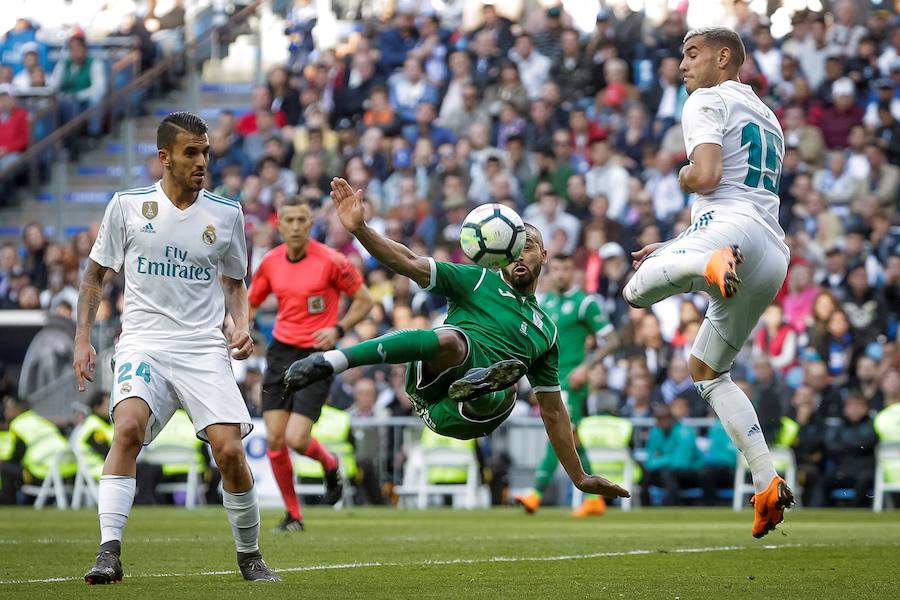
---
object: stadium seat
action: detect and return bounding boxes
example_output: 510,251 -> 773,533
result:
873,404 -> 900,512
20,447 -> 75,509
873,444 -> 900,512
139,411 -> 207,509
572,416 -> 640,510
394,428 -> 488,509
69,427 -> 100,509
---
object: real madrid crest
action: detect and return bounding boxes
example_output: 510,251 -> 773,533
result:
142,200 -> 158,220
120,382 -> 132,395
202,225 -> 216,245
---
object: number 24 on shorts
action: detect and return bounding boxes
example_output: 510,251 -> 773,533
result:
117,361 -> 152,384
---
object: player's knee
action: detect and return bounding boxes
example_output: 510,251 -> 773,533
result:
285,427 -> 311,452
111,417 -> 145,450
266,431 -> 286,451
212,439 -> 246,476
689,355 -> 720,382
436,330 -> 467,362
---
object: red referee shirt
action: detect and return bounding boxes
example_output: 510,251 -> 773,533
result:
248,240 -> 364,349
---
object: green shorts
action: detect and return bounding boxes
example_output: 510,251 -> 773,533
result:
405,326 -> 516,440
563,383 -> 587,425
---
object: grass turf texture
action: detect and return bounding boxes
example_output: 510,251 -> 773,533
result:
1,507 -> 898,599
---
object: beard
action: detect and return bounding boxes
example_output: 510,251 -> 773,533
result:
505,261 -> 542,291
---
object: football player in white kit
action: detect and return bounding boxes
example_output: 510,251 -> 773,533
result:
624,27 -> 794,538
73,112 -> 279,582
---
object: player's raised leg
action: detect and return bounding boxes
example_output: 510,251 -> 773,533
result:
83,397 -> 148,585
206,423 -> 280,582
284,328 -> 456,391
624,235 -> 744,309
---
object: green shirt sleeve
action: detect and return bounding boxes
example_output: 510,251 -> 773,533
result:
528,341 -> 561,393
424,258 -> 486,300
581,294 -> 613,337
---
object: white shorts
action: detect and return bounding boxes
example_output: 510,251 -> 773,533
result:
657,211 -> 789,373
111,342 -> 252,444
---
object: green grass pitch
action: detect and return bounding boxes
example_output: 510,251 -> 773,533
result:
1,506 -> 898,599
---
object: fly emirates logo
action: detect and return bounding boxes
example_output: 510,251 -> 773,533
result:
136,245 -> 213,281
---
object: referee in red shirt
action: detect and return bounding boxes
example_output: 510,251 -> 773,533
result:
248,196 -> 373,531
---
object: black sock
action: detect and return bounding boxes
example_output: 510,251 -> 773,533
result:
99,540 -> 121,555
237,550 -> 262,563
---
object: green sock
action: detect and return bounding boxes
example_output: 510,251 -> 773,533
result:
576,445 -> 596,500
532,441 -> 560,494
342,329 -> 441,368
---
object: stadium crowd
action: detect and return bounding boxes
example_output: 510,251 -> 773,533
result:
1,0 -> 899,508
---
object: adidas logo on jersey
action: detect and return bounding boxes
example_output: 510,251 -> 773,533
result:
747,424 -> 761,437
140,222 -> 156,234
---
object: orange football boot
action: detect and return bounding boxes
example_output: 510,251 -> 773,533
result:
513,491 -> 541,515
750,475 -> 795,539
572,497 -> 607,518
704,245 -> 745,298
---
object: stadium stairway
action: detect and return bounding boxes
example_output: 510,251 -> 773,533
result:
0,16 -> 289,244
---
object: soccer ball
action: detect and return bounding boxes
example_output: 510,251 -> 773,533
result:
459,203 -> 526,268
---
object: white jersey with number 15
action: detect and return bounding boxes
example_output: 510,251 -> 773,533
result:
681,80 -> 786,243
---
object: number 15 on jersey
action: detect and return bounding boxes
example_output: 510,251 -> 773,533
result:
741,122 -> 782,194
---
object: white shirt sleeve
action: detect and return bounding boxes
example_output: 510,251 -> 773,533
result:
220,210 -> 248,280
682,89 -> 727,160
89,194 -> 126,271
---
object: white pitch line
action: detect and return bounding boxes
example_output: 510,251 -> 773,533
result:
0,543 -> 815,585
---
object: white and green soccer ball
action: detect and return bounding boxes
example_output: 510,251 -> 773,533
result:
459,203 -> 526,268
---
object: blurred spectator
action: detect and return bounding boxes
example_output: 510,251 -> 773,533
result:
509,33 -> 551,101
790,384 -> 827,506
389,57 -> 439,124
237,86 -> 287,135
470,3 -> 514,57
826,0 -> 867,58
753,303 -> 798,375
49,33 -> 106,137
823,390 -> 877,507
586,138 -> 629,221
377,3 -> 419,73
640,402 -> 700,506
750,355 -> 791,441
585,360 -> 621,416
0,85 -> 27,171
811,77 -> 864,149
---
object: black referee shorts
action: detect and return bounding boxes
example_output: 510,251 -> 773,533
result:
261,339 -> 332,421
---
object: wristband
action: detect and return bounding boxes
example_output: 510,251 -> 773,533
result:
335,324 -> 346,338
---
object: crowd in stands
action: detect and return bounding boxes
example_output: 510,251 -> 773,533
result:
1,0 -> 899,507
0,4 -> 187,178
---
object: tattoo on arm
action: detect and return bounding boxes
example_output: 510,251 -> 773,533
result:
76,260 -> 109,339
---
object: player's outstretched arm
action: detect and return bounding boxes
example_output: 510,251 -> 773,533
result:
535,390 -> 630,498
330,177 -> 432,289
73,259 -> 109,392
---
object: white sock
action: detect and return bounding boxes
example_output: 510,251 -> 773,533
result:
98,475 -> 136,545
322,349 -> 349,374
223,486 -> 260,554
625,250 -> 707,308
696,373 -> 777,493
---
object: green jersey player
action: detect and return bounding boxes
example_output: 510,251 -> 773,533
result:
515,254 -> 620,516
283,177 -> 630,500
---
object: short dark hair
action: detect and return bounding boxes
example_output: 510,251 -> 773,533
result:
157,112 -> 208,150
523,222 -> 544,250
279,195 -> 312,212
683,26 -> 746,70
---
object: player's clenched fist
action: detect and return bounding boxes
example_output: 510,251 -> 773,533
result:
229,328 -> 254,360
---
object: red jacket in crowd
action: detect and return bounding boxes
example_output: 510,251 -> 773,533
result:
0,106 -> 28,153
